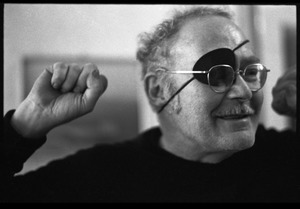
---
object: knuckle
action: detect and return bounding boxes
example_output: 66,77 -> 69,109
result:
53,76 -> 64,83
52,71 -> 66,83
83,63 -> 98,71
52,63 -> 68,80
69,63 -> 82,73
53,62 -> 68,71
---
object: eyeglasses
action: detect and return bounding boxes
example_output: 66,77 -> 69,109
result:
167,63 -> 270,93
157,40 -> 270,113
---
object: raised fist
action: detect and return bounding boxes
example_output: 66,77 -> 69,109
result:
11,62 -> 108,138
271,66 -> 296,118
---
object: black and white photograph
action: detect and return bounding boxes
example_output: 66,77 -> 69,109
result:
2,4 -> 298,202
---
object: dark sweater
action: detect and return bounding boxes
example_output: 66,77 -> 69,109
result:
1,110 -> 299,202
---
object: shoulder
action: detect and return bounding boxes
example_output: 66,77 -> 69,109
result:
253,124 -> 299,159
37,127 -> 162,172
255,124 -> 297,140
255,124 -> 298,148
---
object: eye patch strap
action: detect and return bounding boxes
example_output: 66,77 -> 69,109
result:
233,39 -> 250,52
158,77 -> 195,113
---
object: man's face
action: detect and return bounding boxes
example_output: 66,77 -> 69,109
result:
164,16 -> 264,153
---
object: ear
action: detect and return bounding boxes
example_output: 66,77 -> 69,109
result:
144,72 -> 168,112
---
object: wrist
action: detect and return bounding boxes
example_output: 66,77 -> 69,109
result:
11,99 -> 51,139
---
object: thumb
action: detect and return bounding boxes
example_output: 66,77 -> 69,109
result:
82,69 -> 108,111
31,68 -> 53,95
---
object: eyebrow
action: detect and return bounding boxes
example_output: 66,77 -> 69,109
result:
238,56 -> 261,70
242,55 -> 260,64
233,40 -> 261,67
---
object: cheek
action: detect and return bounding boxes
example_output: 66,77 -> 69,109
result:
179,94 -> 223,147
179,85 -> 222,125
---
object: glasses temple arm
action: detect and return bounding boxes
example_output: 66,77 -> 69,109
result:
168,71 -> 208,74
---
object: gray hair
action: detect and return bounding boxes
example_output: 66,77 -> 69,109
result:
136,6 -> 234,80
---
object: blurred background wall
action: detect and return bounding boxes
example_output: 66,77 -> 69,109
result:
4,4 -> 296,174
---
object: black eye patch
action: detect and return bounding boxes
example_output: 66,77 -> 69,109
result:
192,48 -> 236,85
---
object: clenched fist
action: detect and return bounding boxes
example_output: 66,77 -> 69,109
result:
11,62 -> 108,139
271,66 -> 296,118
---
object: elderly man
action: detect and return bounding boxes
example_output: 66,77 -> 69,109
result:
1,6 -> 298,202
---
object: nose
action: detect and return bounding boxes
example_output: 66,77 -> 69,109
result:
226,73 -> 252,101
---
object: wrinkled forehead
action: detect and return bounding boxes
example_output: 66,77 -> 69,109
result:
185,17 -> 246,46
172,16 -> 250,66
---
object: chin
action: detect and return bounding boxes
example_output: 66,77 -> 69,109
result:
214,116 -> 258,151
222,131 -> 256,151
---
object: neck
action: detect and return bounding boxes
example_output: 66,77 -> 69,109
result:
157,115 -> 235,164
159,133 -> 235,164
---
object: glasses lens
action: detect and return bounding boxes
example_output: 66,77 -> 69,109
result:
208,65 -> 234,92
243,64 -> 267,91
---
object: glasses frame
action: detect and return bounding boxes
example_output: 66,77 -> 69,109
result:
156,39 -> 269,113
165,63 -> 270,93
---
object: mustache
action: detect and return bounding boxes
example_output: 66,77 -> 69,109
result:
214,103 -> 255,117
